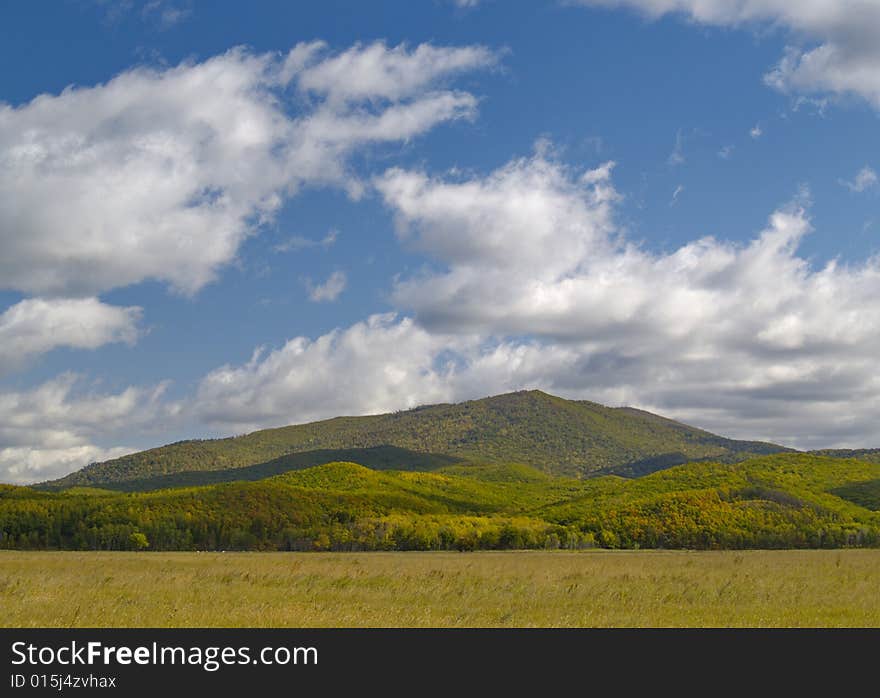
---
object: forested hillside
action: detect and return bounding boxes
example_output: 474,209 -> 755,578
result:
43,391 -> 788,489
6,454 -> 880,551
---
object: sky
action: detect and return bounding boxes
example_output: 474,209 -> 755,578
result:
1,0 -> 880,484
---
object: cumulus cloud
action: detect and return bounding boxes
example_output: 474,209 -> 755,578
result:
176,147 -> 880,449
750,124 -> 763,139
574,0 -> 880,108
0,41 -> 496,297
189,303 -> 880,452
190,312 -> 591,434
294,42 -> 496,104
193,314 -> 453,431
375,152 -> 619,335
0,40 -> 497,484
366,148 -> 880,448
0,297 -> 141,374
305,270 -> 347,302
840,165 -> 878,193
0,374 -> 174,484
0,445 -> 135,487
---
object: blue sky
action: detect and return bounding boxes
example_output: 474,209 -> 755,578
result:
1,0 -> 879,483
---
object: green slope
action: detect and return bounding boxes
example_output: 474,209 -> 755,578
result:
69,446 -> 464,493
6,454 -> 880,551
42,390 -> 789,489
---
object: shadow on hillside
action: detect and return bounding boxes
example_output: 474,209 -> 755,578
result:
56,445 -> 465,492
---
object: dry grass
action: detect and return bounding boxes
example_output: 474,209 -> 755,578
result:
2,550 -> 879,627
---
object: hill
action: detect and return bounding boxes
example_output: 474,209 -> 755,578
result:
74,446 -> 464,493
5,454 -> 880,551
42,390 -> 789,489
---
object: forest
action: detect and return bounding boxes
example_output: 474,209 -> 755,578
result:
3,454 -> 880,551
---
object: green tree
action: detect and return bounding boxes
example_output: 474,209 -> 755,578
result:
129,531 -> 149,550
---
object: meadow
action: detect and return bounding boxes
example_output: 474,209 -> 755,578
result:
2,549 -> 880,627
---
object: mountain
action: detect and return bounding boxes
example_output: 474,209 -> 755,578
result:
6,453 -> 880,551
42,390 -> 790,490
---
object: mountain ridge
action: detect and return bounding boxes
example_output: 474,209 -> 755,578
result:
42,390 -> 791,490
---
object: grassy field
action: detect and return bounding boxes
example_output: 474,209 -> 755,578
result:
2,550 -> 880,627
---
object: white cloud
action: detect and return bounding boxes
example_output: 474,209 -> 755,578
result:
368,148 -> 880,448
294,42 -> 496,104
718,144 -> 734,159
305,270 -> 347,302
141,0 -> 192,27
193,314 -> 454,431
275,230 -> 338,253
574,0 -> 880,108
0,374 -> 173,484
750,124 -> 763,139
0,297 -> 141,374
668,129 -> 685,166
0,40 -> 498,484
190,313 -> 587,434
0,41 -> 496,297
375,151 -> 618,336
188,290 -> 880,452
376,154 -> 618,289
671,183 -> 684,205
95,0 -> 192,28
0,445 -> 134,487
792,95 -> 830,116
840,165 -> 878,193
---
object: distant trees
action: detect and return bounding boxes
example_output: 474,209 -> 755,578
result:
129,532 -> 149,550
3,454 -> 880,552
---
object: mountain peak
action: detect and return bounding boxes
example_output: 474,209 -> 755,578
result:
42,390 -> 789,490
